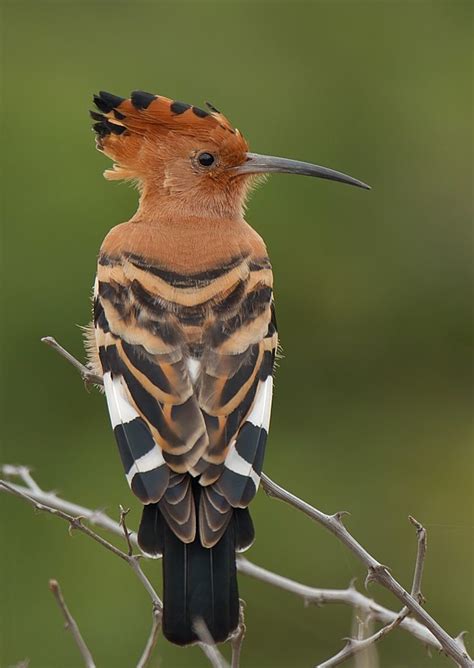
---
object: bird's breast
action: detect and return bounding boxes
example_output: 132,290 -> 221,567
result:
100,216 -> 268,275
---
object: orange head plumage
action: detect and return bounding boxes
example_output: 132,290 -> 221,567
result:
91,90 -> 253,218
91,89 -> 370,219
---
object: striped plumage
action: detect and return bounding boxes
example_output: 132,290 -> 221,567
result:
87,89 -> 368,646
93,232 -> 277,542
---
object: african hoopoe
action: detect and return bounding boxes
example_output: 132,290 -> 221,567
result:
86,90 -> 369,646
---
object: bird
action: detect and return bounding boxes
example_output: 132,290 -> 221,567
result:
85,89 -> 369,646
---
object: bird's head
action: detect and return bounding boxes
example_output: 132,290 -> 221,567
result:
91,90 -> 369,219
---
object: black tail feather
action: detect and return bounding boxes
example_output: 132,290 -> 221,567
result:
162,518 -> 239,645
234,507 -> 255,552
138,485 -> 248,646
138,503 -> 164,558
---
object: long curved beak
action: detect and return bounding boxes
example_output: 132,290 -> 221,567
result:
234,152 -> 370,190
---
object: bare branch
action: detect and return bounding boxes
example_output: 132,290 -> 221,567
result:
1,466 -> 464,660
136,607 -> 161,668
0,465 -> 138,543
351,606 -> 378,668
119,505 -> 134,557
48,579 -> 96,668
230,601 -> 246,668
193,618 -> 230,668
318,513 -> 431,666
408,515 -> 427,604
0,469 -> 227,667
316,611 -> 407,668
235,557 -> 439,649
0,479 -> 161,612
260,473 -> 472,667
41,336 -> 103,386
2,464 -> 42,493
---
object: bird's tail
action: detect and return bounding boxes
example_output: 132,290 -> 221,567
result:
162,518 -> 239,645
138,487 -> 254,646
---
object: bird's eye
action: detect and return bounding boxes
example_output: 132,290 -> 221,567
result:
197,152 -> 215,167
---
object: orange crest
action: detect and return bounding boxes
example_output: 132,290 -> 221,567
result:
91,90 -> 249,184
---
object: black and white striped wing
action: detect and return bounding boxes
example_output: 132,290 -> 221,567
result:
92,263 -> 208,546
198,303 -> 278,548
217,367 -> 273,507
100,349 -> 169,503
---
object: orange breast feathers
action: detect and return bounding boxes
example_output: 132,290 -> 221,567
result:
95,217 -> 274,356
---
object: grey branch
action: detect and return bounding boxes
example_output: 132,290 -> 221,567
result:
119,505 -> 135,557
41,336 -> 103,386
136,607 -> 162,668
316,614 -> 404,668
1,465 -> 464,662
194,618 -> 230,668
260,473 -> 472,667
315,515 -> 428,667
49,579 -> 96,668
236,558 -> 438,649
0,472 -> 163,668
230,602 -> 246,668
0,466 -> 219,668
1,464 -> 137,541
408,514 -> 427,605
0,478 -> 162,611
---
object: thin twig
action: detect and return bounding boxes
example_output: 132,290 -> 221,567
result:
260,473 -> 472,667
119,505 -> 134,557
194,618 -> 230,668
0,469 -> 224,667
1,465 -> 42,493
0,465 -> 138,543
136,607 -> 162,668
316,515 -> 429,667
0,467 -> 460,656
230,601 -> 246,668
41,336 -> 103,386
408,515 -> 427,604
316,613 -> 407,668
235,557 -> 438,648
49,579 -> 96,668
0,479 -> 161,611
351,606 -> 378,668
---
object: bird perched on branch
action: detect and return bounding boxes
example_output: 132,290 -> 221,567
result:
86,89 -> 369,646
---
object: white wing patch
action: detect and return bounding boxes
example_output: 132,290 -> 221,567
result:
246,376 -> 273,431
217,375 -> 273,507
102,369 -> 168,504
103,372 -> 139,427
126,447 -> 166,485
224,443 -> 260,487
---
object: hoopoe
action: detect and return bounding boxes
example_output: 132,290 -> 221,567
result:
86,90 -> 369,645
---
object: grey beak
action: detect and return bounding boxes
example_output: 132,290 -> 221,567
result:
234,152 -> 370,190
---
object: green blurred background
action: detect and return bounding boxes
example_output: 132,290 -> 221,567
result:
1,1 -> 472,667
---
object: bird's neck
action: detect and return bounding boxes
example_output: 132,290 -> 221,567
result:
133,182 -> 245,223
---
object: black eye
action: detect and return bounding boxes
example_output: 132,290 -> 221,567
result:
198,152 -> 215,167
